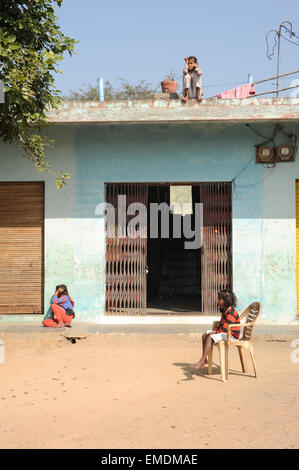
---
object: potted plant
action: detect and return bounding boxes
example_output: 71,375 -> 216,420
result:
161,70 -> 178,93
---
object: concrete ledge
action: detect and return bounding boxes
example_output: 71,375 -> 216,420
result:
1,322 -> 299,340
94,315 -> 217,325
1,314 -> 298,325
1,315 -> 298,325
47,97 -> 299,124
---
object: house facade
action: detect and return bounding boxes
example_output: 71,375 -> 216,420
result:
0,98 -> 299,324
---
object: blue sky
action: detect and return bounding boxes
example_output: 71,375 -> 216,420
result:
54,0 -> 299,97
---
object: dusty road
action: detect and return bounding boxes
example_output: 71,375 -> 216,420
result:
0,332 -> 298,449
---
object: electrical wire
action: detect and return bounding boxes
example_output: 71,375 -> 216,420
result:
232,156 -> 276,199
266,30 -> 278,59
204,81 -> 245,88
245,124 -> 272,140
231,124 -> 284,193
266,21 -> 299,65
231,155 -> 255,186
235,168 -> 275,188
280,34 -> 299,47
280,24 -> 299,40
206,72 -> 299,97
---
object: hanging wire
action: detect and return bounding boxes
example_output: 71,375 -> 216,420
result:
280,34 -> 299,46
204,81 -> 245,88
235,168 -> 276,188
245,124 -> 272,140
280,23 -> 299,40
266,29 -> 278,59
266,20 -> 299,61
232,159 -> 275,199
231,155 -> 255,185
232,124 -> 298,194
232,124 -> 278,194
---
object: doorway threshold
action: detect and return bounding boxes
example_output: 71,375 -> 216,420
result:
146,310 -> 202,316
100,315 -> 217,325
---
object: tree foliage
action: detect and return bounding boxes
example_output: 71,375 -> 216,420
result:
0,0 -> 76,188
64,78 -> 159,101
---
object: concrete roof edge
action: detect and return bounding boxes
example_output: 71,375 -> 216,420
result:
47,97 -> 299,124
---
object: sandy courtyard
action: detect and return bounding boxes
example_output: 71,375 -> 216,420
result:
0,331 -> 298,449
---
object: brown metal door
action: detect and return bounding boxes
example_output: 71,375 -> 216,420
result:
105,183 -> 148,315
201,182 -> 232,315
0,182 -> 44,314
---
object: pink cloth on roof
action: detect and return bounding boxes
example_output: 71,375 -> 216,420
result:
217,83 -> 255,99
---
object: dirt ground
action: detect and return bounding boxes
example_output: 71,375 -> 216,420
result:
0,331 -> 298,449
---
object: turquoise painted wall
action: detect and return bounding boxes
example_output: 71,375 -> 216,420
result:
0,121 -> 298,323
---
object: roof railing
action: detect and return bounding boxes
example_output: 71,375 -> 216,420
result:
207,69 -> 299,99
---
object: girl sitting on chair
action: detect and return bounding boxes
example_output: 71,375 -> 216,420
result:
190,290 -> 240,370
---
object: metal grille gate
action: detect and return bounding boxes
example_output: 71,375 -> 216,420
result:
105,183 -> 148,315
105,182 -> 232,316
200,182 -> 232,315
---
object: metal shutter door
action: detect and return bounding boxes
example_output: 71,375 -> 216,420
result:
0,182 -> 44,314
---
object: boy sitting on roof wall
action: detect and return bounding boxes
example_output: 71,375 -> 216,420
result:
182,56 -> 203,103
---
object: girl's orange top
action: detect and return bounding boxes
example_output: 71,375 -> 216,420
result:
216,306 -> 240,339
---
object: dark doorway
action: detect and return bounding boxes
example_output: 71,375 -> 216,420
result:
147,185 -> 202,314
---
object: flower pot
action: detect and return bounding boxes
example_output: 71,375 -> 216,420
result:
161,80 -> 178,93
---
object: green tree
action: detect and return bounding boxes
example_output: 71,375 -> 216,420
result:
0,0 -> 76,188
65,78 -> 159,101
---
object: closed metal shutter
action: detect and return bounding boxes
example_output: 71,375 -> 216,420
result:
0,182 -> 44,314
296,180 -> 299,316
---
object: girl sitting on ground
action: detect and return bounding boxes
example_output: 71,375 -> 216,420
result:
190,290 -> 240,370
42,284 -> 75,328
